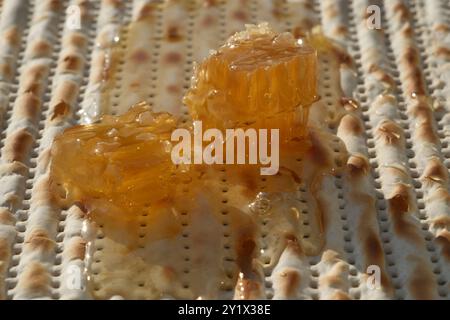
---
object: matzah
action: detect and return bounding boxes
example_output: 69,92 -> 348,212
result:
0,0 -> 448,300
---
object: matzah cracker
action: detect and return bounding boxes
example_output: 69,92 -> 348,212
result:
0,0 -> 448,300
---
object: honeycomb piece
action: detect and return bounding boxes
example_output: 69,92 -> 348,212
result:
184,23 -> 318,140
50,103 -> 192,235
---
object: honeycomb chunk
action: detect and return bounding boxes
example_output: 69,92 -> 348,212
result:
50,103 -> 191,236
184,23 -> 318,140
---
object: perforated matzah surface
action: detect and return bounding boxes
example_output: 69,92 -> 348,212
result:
0,0 -> 449,300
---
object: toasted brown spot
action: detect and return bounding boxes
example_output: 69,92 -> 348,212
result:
22,83 -> 41,97
347,155 -> 369,177
303,1 -> 314,10
60,52 -> 84,72
322,249 -> 340,263
373,93 -> 396,109
33,176 -> 56,205
3,26 -> 19,47
50,101 -> 70,121
21,63 -> 49,95
435,46 -> 450,58
105,0 -> 122,7
340,114 -> 364,135
332,291 -> 351,300
17,262 -> 51,296
272,7 -> 284,19
0,238 -> 11,264
364,229 -> 383,263
358,198 -> 393,294
64,236 -> 87,261
430,216 -> 450,230
64,32 -> 88,49
333,47 -> 353,66
130,48 -> 149,64
326,7 -> 338,19
137,3 -> 156,20
368,64 -> 395,87
30,40 -> 52,57
363,8 -> 372,20
404,67 -> 426,96
163,51 -> 182,64
435,230 -> 450,260
52,79 -> 79,104
363,230 -> 390,291
409,258 -> 436,299
285,236 -> 303,256
434,24 -> 449,33
307,130 -> 333,169
402,47 -> 419,65
234,278 -> 261,300
375,120 -> 403,144
319,261 -> 349,292
393,3 -> 410,20
166,25 -> 183,42
73,201 -> 88,214
76,0 -> 91,19
400,24 -> 413,37
333,25 -> 348,37
388,184 -> 421,242
128,81 -> 140,90
36,149 -> 51,173
44,0 -> 62,11
421,158 -> 448,184
235,236 -> 256,276
2,129 -> 34,163
232,10 -> 248,21
201,15 -> 216,28
292,26 -> 307,39
409,98 -> 438,143
410,97 -> 433,121
25,229 -> 56,252
319,273 -> 344,290
416,121 -> 439,144
205,0 -> 218,7
166,84 -> 180,94
14,92 -> 41,122
0,161 -> 29,176
280,269 -> 301,298
0,61 -> 13,80
0,238 -> 11,267
0,208 -> 15,225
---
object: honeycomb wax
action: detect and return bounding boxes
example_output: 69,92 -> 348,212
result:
50,102 -> 193,240
184,23 -> 318,140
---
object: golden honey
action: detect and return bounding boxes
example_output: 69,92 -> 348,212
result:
184,23 -> 317,140
51,103 -> 194,237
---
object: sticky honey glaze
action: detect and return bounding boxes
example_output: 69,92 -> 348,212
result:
50,24 -> 348,299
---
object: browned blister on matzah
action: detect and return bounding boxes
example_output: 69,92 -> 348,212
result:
384,0 -> 449,298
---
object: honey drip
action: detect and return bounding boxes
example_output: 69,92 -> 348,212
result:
50,24 -> 346,299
